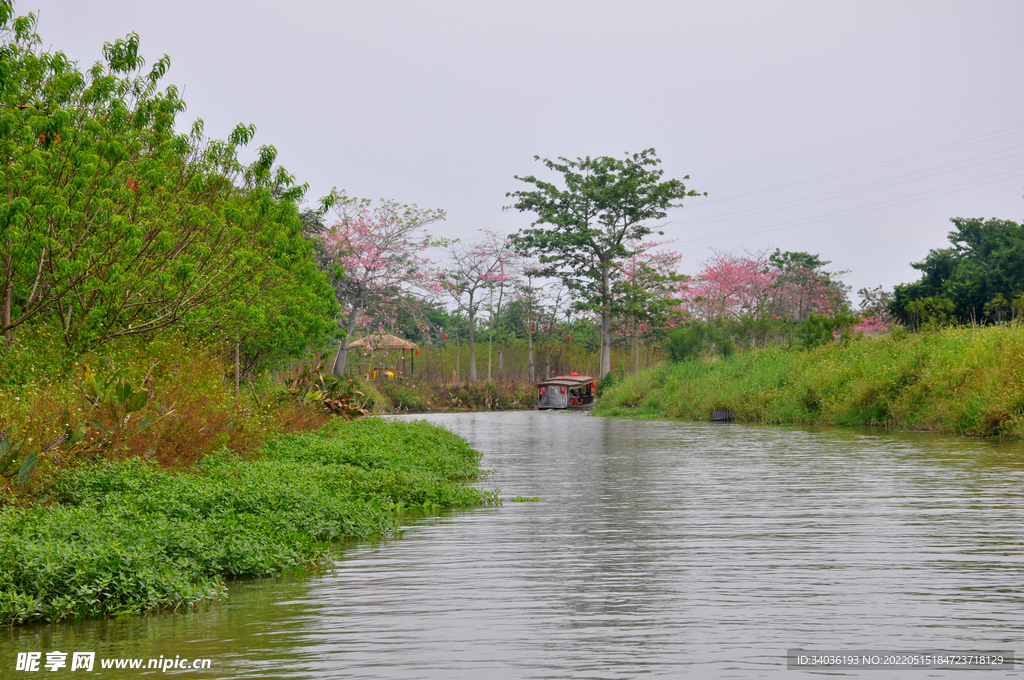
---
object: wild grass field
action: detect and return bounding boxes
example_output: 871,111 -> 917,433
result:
597,326 -> 1024,439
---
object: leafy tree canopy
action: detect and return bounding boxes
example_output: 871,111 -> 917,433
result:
891,214 -> 1024,327
508,148 -> 702,377
0,0 -> 337,373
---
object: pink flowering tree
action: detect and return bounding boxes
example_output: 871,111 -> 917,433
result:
676,248 -> 850,348
767,249 -> 848,321
679,249 -> 848,322
318,195 -> 444,375
677,250 -> 777,321
612,240 -> 686,371
432,228 -> 518,381
851,285 -> 894,333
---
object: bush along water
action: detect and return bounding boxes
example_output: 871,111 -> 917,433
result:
0,418 -> 498,625
374,379 -> 535,413
596,325 -> 1024,439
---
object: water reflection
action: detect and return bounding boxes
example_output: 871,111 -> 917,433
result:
3,412 -> 1022,678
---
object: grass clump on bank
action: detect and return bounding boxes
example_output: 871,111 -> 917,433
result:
0,418 -> 497,626
596,325 -> 1024,438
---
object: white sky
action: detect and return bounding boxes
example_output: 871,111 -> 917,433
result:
23,0 -> 1024,303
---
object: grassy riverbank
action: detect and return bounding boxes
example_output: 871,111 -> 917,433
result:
596,325 -> 1024,439
0,418 -> 496,626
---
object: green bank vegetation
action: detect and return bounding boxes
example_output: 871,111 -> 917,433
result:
0,3 -> 498,629
597,325 -> 1024,439
0,418 -> 496,626
374,378 -> 534,413
0,1 -> 354,494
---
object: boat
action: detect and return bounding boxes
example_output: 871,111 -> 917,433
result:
536,373 -> 596,410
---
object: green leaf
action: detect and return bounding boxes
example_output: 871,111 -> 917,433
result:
124,390 -> 148,413
115,380 -> 132,404
17,449 -> 39,487
66,424 -> 88,445
82,364 -> 99,399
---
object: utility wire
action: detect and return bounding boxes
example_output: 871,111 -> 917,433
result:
672,169 -> 1024,247
691,124 -> 1024,207
663,145 -> 1024,230
697,93 -> 1024,180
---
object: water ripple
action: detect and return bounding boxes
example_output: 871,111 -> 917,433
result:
4,412 -> 1022,679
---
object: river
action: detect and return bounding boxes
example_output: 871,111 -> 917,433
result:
3,411 -> 1023,678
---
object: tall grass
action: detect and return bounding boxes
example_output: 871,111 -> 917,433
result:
0,418 -> 497,625
0,332 -> 332,501
597,325 -> 1024,438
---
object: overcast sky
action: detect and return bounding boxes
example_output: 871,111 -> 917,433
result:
24,0 -> 1024,302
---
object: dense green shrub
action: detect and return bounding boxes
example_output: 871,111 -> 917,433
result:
797,311 -> 859,349
0,418 -> 496,625
665,320 -> 736,362
0,3 -> 337,369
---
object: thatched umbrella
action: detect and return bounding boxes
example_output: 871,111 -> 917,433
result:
348,333 -> 419,376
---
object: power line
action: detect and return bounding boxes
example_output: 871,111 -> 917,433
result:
697,93 -> 1024,180
672,169 -> 1024,248
664,145 -> 1024,230
691,123 -> 1024,208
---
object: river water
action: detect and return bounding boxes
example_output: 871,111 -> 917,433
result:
3,411 -> 1023,678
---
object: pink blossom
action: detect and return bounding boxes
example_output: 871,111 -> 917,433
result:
851,315 -> 891,334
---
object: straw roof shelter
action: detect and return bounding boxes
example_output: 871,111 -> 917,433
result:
347,332 -> 418,352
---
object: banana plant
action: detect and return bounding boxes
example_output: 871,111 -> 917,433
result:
284,360 -> 370,417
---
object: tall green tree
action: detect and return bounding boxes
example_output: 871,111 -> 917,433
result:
0,2 -> 337,369
507,149 -> 701,378
612,241 -> 685,372
891,214 -> 1024,326
768,249 -> 850,321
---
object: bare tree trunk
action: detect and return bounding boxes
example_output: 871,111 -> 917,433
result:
468,311 -> 477,381
600,309 -> 612,379
600,267 -> 612,378
332,311 -> 360,376
487,288 -> 493,382
527,326 -> 535,383
1,277 -> 11,347
234,341 -> 241,395
632,324 -> 639,373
